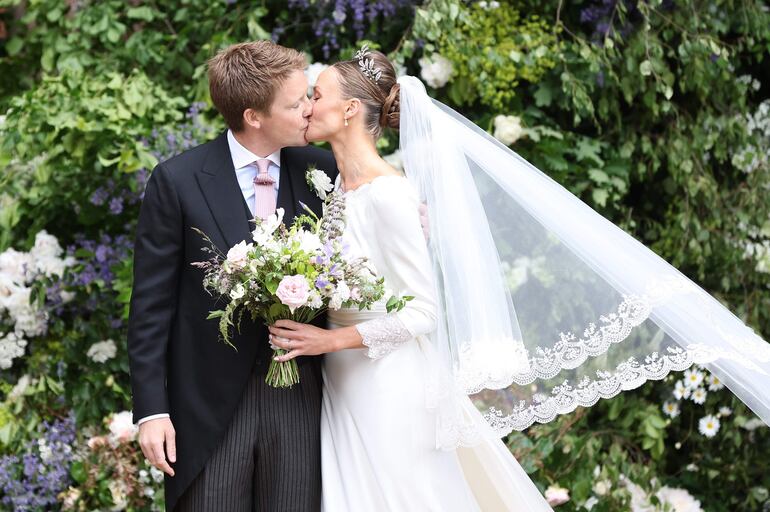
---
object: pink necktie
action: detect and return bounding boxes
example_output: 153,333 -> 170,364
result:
253,159 -> 276,220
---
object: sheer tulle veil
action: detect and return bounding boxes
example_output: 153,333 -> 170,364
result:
395,75 -> 770,447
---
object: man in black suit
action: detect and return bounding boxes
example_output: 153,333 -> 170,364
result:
127,41 -> 337,511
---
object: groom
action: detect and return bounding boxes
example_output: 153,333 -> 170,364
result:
127,41 -> 337,511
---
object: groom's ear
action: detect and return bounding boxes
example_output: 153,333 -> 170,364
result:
243,108 -> 264,130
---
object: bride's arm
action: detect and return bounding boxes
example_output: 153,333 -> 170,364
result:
353,180 -> 438,358
269,179 -> 437,361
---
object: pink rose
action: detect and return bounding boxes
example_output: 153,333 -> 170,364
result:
276,275 -> 310,313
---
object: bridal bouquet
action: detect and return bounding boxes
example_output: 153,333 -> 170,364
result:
192,175 -> 410,388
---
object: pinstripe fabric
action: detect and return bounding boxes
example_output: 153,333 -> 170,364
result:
176,362 -> 322,512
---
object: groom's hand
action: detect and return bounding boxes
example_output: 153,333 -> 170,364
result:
139,417 -> 177,477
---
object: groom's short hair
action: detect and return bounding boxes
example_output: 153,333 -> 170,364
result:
208,41 -> 307,131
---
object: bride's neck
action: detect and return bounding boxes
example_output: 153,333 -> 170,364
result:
329,131 -> 385,191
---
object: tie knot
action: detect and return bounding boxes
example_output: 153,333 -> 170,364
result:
255,159 -> 271,175
253,159 -> 275,185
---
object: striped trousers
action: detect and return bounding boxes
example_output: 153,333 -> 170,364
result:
176,361 -> 323,511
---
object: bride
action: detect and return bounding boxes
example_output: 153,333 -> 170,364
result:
267,47 -> 770,510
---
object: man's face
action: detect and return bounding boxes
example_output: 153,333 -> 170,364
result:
260,69 -> 312,148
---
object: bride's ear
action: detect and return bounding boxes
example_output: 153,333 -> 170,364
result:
344,98 -> 362,120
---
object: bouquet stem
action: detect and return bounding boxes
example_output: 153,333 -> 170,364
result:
265,350 -> 300,388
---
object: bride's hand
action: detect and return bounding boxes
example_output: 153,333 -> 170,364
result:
268,320 -> 339,362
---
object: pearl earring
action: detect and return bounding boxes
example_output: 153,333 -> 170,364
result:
344,118 -> 349,127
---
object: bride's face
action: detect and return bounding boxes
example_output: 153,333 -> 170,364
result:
306,67 -> 347,143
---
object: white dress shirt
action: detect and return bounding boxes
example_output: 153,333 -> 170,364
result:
136,131 -> 282,426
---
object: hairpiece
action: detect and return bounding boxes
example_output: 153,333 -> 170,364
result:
354,44 -> 382,83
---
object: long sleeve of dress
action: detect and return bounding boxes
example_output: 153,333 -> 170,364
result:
355,178 -> 438,359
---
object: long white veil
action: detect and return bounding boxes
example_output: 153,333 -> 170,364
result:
397,75 -> 770,445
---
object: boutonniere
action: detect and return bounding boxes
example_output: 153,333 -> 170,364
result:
305,166 -> 334,200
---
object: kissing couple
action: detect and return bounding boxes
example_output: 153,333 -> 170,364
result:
128,40 -> 770,511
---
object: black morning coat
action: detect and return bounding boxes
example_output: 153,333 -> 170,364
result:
127,131 -> 338,511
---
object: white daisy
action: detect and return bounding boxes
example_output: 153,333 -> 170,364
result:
690,387 -> 707,405
662,401 -> 680,418
718,406 -> 732,417
673,380 -> 691,400
698,414 -> 720,438
683,368 -> 704,388
707,374 -> 724,391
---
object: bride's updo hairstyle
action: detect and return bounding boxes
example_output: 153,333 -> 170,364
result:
332,49 -> 400,140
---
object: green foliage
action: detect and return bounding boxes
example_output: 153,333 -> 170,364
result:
411,0 -> 561,110
0,69 -> 185,248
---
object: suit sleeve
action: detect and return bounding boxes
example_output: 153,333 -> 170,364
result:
127,163 -> 183,423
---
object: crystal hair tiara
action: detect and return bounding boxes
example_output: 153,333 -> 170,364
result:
354,44 -> 382,83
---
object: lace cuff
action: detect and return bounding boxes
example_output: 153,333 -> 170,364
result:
355,314 -> 413,359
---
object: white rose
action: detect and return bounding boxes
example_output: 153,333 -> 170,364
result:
226,240 -> 252,271
87,339 -> 118,363
307,168 -> 334,200
656,486 -> 703,512
108,411 -> 138,444
544,485 -> 570,506
419,54 -> 454,88
493,115 -> 524,146
593,480 -> 611,496
294,231 -> 323,254
305,62 -> 329,96
31,230 -> 63,260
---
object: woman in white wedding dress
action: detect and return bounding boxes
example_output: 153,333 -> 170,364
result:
267,50 -> 554,511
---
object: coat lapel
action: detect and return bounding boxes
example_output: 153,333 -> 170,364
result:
277,148 -> 297,223
195,132 -> 253,252
281,147 -> 325,220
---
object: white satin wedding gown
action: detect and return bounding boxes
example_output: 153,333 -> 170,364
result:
321,175 -> 553,511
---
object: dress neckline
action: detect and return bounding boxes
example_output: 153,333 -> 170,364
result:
337,174 -> 405,196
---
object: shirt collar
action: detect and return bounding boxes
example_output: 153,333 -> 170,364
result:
226,129 -> 281,170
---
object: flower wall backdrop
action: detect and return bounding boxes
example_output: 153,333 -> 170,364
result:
1,0 -> 769,510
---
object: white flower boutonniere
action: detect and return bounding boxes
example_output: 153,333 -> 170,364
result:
306,166 -> 334,200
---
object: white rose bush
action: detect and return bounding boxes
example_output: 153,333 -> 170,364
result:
193,186 -> 410,388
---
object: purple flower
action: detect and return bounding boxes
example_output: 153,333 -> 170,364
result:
89,187 -> 109,206
315,276 -> 330,290
109,197 -> 124,214
0,414 -> 76,510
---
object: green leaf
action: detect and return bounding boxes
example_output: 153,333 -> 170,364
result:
592,188 -> 609,207
127,6 -> 156,21
533,83 -> 553,107
71,461 -> 87,484
639,60 -> 653,76
6,37 -> 23,56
